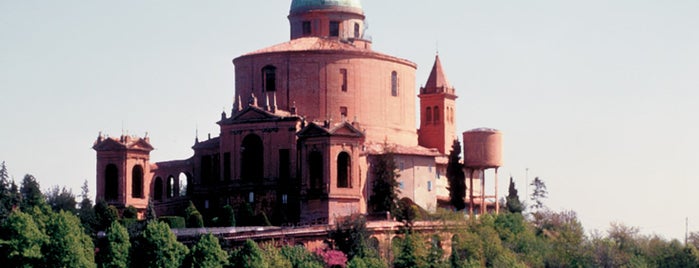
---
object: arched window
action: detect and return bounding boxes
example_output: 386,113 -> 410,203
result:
105,164 -> 118,201
131,165 -> 144,198
426,107 -> 432,124
178,172 -> 188,197
391,71 -> 398,96
153,177 -> 163,201
433,106 -> 440,123
262,65 -> 276,92
337,152 -> 351,188
241,134 -> 264,180
167,176 -> 175,198
354,23 -> 360,38
309,151 -> 323,190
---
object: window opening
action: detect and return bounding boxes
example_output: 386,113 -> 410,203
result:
241,134 -> 264,181
426,107 -> 432,124
131,165 -> 144,198
354,23 -> 360,38
105,164 -> 118,201
433,106 -> 440,123
302,21 -> 312,35
178,173 -> 188,197
262,65 -> 277,92
309,151 -> 323,191
153,177 -> 163,201
337,152 -> 351,188
340,69 -> 348,92
391,71 -> 398,96
340,106 -> 348,119
329,21 -> 340,37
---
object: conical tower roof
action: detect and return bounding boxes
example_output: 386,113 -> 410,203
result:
422,55 -> 454,94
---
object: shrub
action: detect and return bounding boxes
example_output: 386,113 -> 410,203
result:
158,216 -> 185,229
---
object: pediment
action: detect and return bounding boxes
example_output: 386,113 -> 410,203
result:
234,106 -> 280,121
93,138 -> 125,151
328,122 -> 364,137
297,123 -> 330,138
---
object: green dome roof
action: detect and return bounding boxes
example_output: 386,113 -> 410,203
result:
290,0 -> 363,13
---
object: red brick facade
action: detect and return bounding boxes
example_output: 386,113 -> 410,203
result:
94,1 -> 465,224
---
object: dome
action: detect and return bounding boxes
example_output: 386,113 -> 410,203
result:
290,0 -> 363,13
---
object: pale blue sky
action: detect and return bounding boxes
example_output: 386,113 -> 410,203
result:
1,1 -> 698,240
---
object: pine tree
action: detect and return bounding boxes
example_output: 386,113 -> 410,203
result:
0,161 -> 20,220
45,185 -> 77,214
529,177 -> 548,211
505,177 -> 524,214
77,180 -> 97,235
446,140 -> 466,211
20,174 -> 46,211
369,144 -> 400,214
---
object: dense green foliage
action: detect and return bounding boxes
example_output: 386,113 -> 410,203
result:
446,140 -> 466,211
159,216 -> 186,228
218,204 -> 236,227
369,148 -> 400,214
133,221 -> 189,268
185,233 -> 228,268
2,163 -> 699,268
97,221 -> 131,268
184,201 -> 204,228
505,177 -> 524,213
43,210 -> 96,268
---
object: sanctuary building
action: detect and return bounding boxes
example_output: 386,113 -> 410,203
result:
93,0 -> 496,224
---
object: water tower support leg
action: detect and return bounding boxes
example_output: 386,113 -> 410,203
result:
495,168 -> 499,214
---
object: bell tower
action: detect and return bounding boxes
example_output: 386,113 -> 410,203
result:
418,55 -> 458,154
93,133 -> 154,214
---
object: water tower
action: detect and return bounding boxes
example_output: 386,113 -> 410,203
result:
463,128 -> 503,215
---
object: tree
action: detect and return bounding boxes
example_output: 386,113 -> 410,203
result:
230,239 -> 268,268
0,161 -> 20,220
20,174 -> 46,211
45,185 -> 77,214
219,204 -> 236,227
395,197 -> 419,232
94,200 -> 119,231
0,210 -> 48,267
122,205 -> 138,219
368,145 -> 400,214
184,201 -> 204,228
329,214 -> 375,260
145,199 -> 157,222
97,221 -> 130,268
184,233 -> 228,268
505,177 -> 524,214
77,180 -> 97,235
43,210 -> 95,268
529,177 -> 547,212
393,233 -> 427,268
134,221 -> 189,268
446,140 -> 466,211
281,245 -> 324,268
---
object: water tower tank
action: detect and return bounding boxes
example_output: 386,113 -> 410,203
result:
463,128 -> 502,168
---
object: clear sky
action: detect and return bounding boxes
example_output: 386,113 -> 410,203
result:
1,1 -> 698,240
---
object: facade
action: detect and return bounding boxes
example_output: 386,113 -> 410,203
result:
93,0 -> 482,224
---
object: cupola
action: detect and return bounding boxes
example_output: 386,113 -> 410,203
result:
288,0 -> 367,41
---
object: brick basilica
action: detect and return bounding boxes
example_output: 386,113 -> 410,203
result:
92,0 -> 492,225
